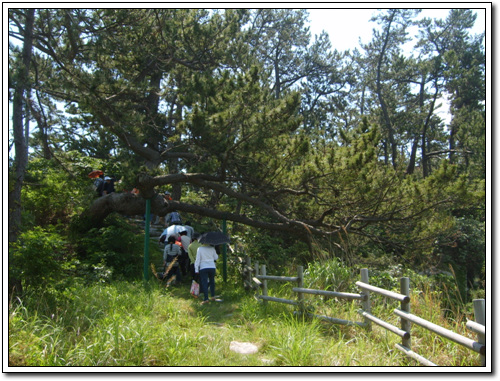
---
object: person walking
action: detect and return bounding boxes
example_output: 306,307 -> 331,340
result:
102,176 -> 115,195
165,210 -> 182,226
188,233 -> 202,282
163,235 -> 182,284
179,230 -> 191,276
194,244 -> 218,305
163,191 -> 172,201
94,174 -> 105,197
183,221 -> 195,239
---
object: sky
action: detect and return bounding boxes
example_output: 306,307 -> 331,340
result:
307,5 -> 487,53
306,4 -> 489,124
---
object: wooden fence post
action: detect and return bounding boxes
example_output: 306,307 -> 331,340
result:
400,277 -> 411,349
297,266 -> 304,311
261,264 -> 268,306
473,299 -> 486,366
360,268 -> 372,331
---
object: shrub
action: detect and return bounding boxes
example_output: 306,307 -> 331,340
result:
435,216 -> 485,302
21,158 -> 89,227
241,229 -> 309,273
73,214 -> 148,281
304,257 -> 356,293
9,226 -> 68,292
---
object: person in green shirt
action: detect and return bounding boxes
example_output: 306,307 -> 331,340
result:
188,233 -> 202,282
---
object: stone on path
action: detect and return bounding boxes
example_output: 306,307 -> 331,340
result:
229,341 -> 259,354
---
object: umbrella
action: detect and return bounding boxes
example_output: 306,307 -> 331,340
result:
160,225 -> 188,239
88,170 -> 104,179
198,231 -> 230,245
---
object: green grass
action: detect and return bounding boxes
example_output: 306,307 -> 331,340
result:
8,274 -> 483,368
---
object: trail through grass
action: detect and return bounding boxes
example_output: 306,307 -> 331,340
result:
8,276 -> 482,368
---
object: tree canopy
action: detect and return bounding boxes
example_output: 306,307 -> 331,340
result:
9,8 -> 486,279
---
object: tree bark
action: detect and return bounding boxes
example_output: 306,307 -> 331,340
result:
406,138 -> 419,175
376,10 -> 398,170
88,191 -> 340,240
9,8 -> 34,243
9,8 -> 35,295
449,123 -> 457,164
87,171 -> 346,241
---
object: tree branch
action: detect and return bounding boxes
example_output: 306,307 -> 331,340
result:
427,149 -> 473,157
88,171 -> 346,239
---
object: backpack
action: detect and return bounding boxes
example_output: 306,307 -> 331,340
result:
166,244 -> 180,266
169,212 -> 182,224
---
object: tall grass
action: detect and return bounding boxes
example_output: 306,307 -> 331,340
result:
9,265 -> 483,368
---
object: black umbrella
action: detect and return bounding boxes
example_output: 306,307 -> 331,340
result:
198,231 -> 230,245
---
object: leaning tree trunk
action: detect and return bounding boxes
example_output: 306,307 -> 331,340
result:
9,8 -> 35,296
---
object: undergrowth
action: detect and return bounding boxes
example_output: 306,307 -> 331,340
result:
8,260 -> 484,368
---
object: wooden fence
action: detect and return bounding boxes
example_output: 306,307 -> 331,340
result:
237,256 -> 486,367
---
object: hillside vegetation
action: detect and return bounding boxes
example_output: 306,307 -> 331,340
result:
9,256 -> 481,368
8,8 -> 487,369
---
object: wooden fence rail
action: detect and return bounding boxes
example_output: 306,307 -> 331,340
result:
356,281 -> 410,303
292,287 -> 365,301
467,320 -> 486,336
238,255 -> 486,367
393,309 -> 485,356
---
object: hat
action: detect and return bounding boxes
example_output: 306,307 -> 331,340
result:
164,191 -> 171,195
104,176 -> 111,180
